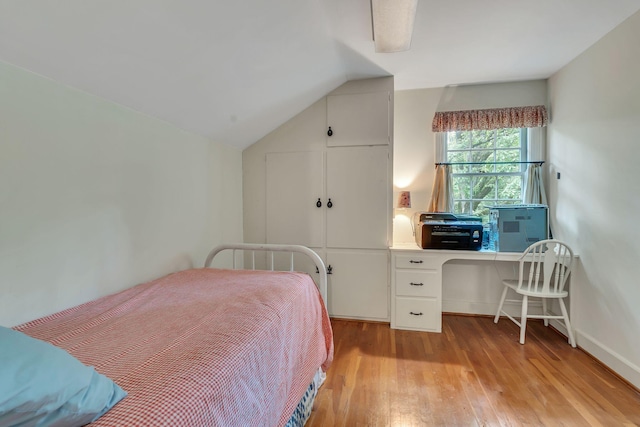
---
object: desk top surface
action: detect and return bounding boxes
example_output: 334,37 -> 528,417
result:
390,244 -> 523,261
390,243 -> 578,259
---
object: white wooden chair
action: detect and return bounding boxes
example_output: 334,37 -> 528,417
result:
494,239 -> 576,347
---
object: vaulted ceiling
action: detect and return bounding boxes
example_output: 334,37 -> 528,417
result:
1,1 -> 638,149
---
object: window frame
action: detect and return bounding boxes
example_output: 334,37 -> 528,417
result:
445,128 -> 528,219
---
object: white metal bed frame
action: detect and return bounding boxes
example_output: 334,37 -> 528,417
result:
204,243 -> 328,305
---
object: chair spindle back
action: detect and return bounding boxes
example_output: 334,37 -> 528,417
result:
519,240 -> 573,293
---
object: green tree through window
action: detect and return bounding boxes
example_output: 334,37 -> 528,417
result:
446,128 -> 527,221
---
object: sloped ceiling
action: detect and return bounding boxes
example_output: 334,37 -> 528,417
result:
1,1 -> 639,149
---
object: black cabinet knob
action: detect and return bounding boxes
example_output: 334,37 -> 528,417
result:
327,127 -> 333,137
327,198 -> 333,208
316,198 -> 322,208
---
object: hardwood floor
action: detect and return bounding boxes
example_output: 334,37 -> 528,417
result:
307,315 -> 640,427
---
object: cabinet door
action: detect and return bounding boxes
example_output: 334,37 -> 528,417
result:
326,250 -> 388,321
327,92 -> 390,147
266,152 -> 324,247
326,146 -> 390,249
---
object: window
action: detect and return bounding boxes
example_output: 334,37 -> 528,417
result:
445,128 -> 527,220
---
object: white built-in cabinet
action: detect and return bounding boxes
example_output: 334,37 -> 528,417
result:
326,92 -> 390,147
263,80 -> 393,321
391,250 -> 442,332
325,147 -> 389,249
266,151 -> 324,248
326,249 -> 389,319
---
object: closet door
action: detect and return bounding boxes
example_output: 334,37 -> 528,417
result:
326,146 -> 390,249
326,249 -> 389,320
266,152 -> 324,247
326,92 -> 390,147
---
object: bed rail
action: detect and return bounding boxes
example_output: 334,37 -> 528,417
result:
204,243 -> 327,305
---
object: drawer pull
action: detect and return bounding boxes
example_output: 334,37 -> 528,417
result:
410,282 -> 424,286
410,311 -> 423,316
409,260 -> 423,264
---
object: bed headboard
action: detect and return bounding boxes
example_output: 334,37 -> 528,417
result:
204,243 -> 327,305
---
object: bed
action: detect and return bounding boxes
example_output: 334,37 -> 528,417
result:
1,243 -> 333,427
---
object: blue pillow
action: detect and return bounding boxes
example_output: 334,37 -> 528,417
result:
0,326 -> 127,426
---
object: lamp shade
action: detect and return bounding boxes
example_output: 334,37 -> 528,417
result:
397,191 -> 411,209
371,0 -> 418,53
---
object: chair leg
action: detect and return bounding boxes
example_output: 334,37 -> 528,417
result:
494,286 -> 509,324
559,299 -> 576,348
520,295 -> 528,344
542,298 -> 549,327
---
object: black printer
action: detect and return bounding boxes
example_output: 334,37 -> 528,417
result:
414,212 -> 483,250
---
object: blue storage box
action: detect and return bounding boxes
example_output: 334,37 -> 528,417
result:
489,204 -> 548,252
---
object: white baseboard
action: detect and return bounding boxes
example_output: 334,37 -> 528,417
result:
444,299 -> 574,343
443,298 -> 542,317
549,318 -> 569,340
576,329 -> 640,390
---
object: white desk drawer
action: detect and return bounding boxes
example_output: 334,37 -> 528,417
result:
395,297 -> 440,330
395,270 -> 438,297
395,254 -> 441,270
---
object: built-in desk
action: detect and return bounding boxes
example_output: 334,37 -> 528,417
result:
390,244 -> 537,332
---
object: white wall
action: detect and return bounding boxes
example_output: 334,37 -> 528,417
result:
0,61 -> 243,327
547,10 -> 640,388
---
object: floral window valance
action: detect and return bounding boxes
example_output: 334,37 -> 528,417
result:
432,105 -> 547,132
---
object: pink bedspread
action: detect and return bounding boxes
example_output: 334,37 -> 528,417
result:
15,268 -> 334,426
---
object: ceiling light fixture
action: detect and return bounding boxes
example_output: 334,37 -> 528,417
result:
371,0 -> 418,53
